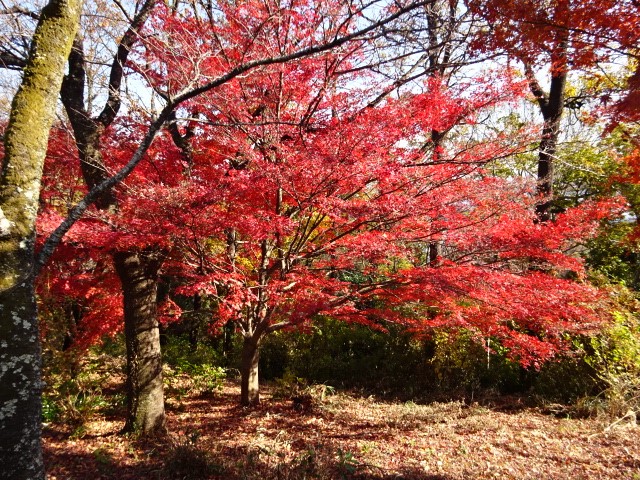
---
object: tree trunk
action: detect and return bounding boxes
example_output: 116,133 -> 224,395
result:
0,280 -> 43,480
525,60 -> 566,222
0,0 -> 80,477
59,4 -> 166,436
535,108 -> 563,221
114,251 -> 166,434
240,336 -> 261,406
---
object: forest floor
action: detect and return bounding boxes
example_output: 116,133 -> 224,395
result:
43,379 -> 640,480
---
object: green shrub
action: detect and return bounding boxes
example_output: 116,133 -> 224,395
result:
279,318 -> 427,396
530,353 -> 599,405
258,319 -> 528,399
578,310 -> 640,417
42,394 -> 61,423
425,329 -> 523,395
164,361 -> 226,397
191,364 -> 226,394
270,369 -> 308,399
166,315 -> 530,400
530,302 -> 640,417
162,335 -> 226,370
163,335 -> 227,397
41,343 -> 125,426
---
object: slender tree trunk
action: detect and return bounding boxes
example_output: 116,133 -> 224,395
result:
223,320 -> 235,358
524,58 -> 566,222
188,293 -> 202,350
535,115 -> 562,221
0,0 -> 80,477
114,251 -> 166,434
240,335 -> 261,406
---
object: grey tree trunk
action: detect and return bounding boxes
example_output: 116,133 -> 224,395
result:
240,336 -> 261,406
60,1 -> 166,434
0,0 -> 81,477
114,251 -> 166,434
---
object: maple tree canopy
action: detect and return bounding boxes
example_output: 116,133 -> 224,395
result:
36,0 -> 624,367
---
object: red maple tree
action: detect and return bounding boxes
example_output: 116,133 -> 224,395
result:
37,0 -> 619,407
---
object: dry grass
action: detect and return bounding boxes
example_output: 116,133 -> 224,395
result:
44,381 -> 640,479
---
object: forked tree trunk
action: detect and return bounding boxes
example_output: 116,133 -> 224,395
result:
114,251 -> 166,434
59,3 -> 165,435
0,0 -> 80,477
525,60 -> 566,222
240,336 -> 261,406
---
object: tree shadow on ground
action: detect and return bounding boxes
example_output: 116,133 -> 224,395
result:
40,384 -> 549,480
44,447 -> 163,479
158,440 -> 457,480
45,438 -> 455,480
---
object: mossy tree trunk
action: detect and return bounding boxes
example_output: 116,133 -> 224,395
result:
0,0 -> 81,478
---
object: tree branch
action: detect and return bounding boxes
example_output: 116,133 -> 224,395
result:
0,51 -> 26,69
36,0 -> 432,272
524,63 -> 549,113
97,0 -> 158,126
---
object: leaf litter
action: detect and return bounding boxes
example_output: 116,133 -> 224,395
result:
44,381 -> 640,479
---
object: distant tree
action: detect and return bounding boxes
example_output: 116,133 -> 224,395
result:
467,0 -> 640,221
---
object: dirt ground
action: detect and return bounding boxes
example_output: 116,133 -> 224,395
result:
44,382 -> 640,479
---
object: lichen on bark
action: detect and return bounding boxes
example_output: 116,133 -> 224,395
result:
0,0 -> 81,478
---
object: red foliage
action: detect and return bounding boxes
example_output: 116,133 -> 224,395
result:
37,0 -> 619,364
468,0 -> 639,68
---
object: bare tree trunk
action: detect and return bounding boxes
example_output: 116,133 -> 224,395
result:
524,60 -> 566,222
0,0 -> 81,477
114,251 -> 166,434
240,336 -> 261,406
535,114 -> 562,221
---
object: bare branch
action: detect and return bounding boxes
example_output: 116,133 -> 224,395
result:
36,0 -> 433,271
0,6 -> 39,19
97,0 -> 158,126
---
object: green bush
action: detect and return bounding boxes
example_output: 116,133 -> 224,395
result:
530,353 -> 600,405
258,319 -> 524,399
42,394 -> 61,423
529,302 -> 640,417
163,335 -> 227,397
276,318 -> 427,396
578,310 -> 640,417
162,335 -> 226,370
41,341 -> 126,427
425,329 -> 523,395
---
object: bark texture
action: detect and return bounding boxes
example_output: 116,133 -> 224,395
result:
59,0 -> 167,435
240,336 -> 261,406
0,0 -> 81,477
114,251 -> 166,434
